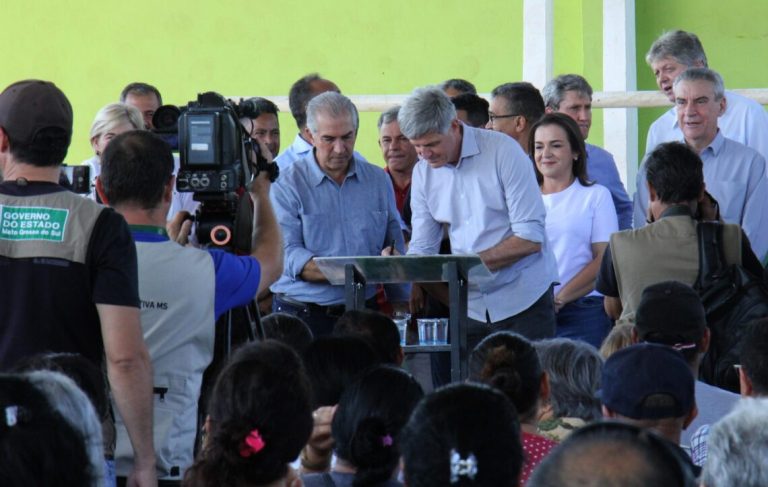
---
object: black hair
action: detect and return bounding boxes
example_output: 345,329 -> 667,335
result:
239,97 -> 279,119
12,352 -> 109,422
468,331 -> 543,422
8,128 -> 70,167
0,373 -> 94,487
183,340 -> 313,487
120,82 -> 163,105
451,93 -> 490,128
302,335 -> 379,408
289,73 -> 327,130
740,318 -> 768,395
645,141 -> 704,204
528,112 -> 591,187
490,82 -> 545,123
401,383 -> 523,487
100,130 -> 174,209
528,421 -> 697,487
333,310 -> 401,364
261,312 -> 314,355
441,78 -> 478,95
332,365 -> 424,487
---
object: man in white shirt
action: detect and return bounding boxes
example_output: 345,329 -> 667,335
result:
634,68 -> 768,261
644,30 -> 768,160
399,86 -> 558,348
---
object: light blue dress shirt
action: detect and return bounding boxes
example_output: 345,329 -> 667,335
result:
407,125 -> 559,322
645,90 -> 768,161
274,133 -> 313,171
634,131 -> 768,261
586,143 -> 633,230
270,152 -> 407,305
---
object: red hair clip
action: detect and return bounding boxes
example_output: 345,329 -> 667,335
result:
239,428 -> 266,457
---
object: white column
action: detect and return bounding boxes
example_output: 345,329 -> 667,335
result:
603,0 -> 638,198
523,0 -> 553,89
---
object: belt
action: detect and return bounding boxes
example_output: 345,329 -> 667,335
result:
275,294 -> 377,317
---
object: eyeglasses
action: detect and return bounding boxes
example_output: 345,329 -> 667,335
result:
488,113 -> 520,123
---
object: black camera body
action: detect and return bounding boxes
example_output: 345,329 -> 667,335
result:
175,92 -> 278,249
60,164 -> 91,194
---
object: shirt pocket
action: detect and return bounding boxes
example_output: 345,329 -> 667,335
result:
359,210 -> 389,254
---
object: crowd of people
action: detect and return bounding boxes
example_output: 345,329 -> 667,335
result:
1,28 -> 768,487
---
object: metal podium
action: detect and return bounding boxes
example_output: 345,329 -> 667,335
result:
315,255 -> 490,382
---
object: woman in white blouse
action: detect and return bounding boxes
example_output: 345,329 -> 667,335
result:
528,113 -> 618,348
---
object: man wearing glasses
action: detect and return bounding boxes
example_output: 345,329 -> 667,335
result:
543,74 -> 633,230
486,81 -> 544,154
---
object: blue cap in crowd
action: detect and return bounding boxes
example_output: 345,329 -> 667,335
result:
601,343 -> 695,420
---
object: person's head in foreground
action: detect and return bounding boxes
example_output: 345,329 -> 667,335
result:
700,397 -> 768,487
400,383 -> 524,487
326,365 -> 423,485
600,343 -> 697,445
528,420 -> 698,487
469,331 -> 548,426
0,372 -> 100,487
534,337 -> 603,423
183,340 -> 313,487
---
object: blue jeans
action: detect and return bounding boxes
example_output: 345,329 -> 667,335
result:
556,295 -> 612,349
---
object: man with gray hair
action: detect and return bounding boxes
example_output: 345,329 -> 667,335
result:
644,30 -> 768,160
700,398 -> 768,487
378,106 -> 418,222
270,92 -> 407,337
399,86 -> 558,347
542,74 -> 633,230
633,67 -> 768,261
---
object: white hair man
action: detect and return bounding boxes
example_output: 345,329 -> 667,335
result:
633,68 -> 768,261
270,92 -> 407,337
399,86 -> 558,350
644,30 -> 768,160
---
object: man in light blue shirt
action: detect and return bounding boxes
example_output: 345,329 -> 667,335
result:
634,68 -> 768,262
400,87 -> 559,348
542,74 -> 634,229
270,91 -> 407,336
644,30 -> 768,160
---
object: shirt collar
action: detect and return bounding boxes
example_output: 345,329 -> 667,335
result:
292,133 -> 313,154
129,224 -> 169,242
455,124 -> 480,168
659,205 -> 694,219
307,150 -> 358,187
700,130 -> 725,157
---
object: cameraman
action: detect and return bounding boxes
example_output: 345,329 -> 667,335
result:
596,141 -> 763,321
96,130 -> 282,484
239,97 -> 281,160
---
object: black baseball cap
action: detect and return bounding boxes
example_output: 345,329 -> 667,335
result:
0,80 -> 73,146
635,281 -> 706,350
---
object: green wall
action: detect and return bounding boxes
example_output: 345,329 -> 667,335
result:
0,0 -> 524,165
635,0 -> 768,161
1,0 -> 765,167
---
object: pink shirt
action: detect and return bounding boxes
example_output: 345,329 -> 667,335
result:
519,431 -> 558,484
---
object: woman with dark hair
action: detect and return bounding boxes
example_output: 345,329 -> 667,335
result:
0,372 -> 97,487
400,383 -> 524,487
183,340 -> 314,487
528,112 -> 618,348
303,365 -> 423,487
299,336 -> 379,474
469,331 -> 557,484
